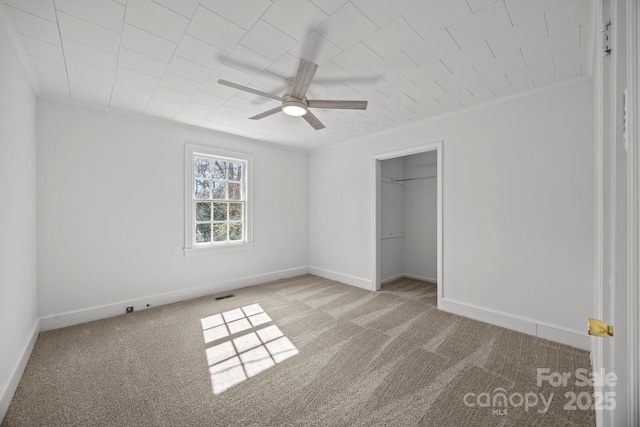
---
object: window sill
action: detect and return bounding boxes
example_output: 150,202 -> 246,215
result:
184,242 -> 254,256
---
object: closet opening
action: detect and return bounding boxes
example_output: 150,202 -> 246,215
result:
372,142 -> 443,308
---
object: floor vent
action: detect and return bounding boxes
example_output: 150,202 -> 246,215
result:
215,294 -> 235,300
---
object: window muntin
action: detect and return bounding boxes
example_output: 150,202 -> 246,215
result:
192,155 -> 247,246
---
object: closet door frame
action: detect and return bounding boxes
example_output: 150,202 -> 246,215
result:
371,140 -> 443,304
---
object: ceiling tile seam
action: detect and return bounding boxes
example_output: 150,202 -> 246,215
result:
3,10 -> 60,48
341,81 -> 366,95
115,62 -> 171,83
225,43 -> 280,75
472,66 -> 484,83
3,3 -> 57,24
464,0 -> 474,13
59,36 -> 123,60
239,18 -> 297,52
12,31 -> 59,52
23,49 -> 64,67
369,68 -> 388,83
197,2 -> 264,36
119,46 -> 176,74
434,80 -> 447,95
123,21 -> 181,46
373,88 -> 391,99
504,73 -> 513,86
51,0 -> 70,98
19,32 -> 64,50
439,59 -> 454,75
343,1 -> 380,34
543,11 -> 551,38
326,60 -> 358,80
117,44 -> 172,68
148,0 -> 193,20
502,0 -> 514,26
355,39 -> 385,62
400,13 -> 424,41
402,74 -> 419,88
518,47 -> 527,67
55,9 -> 121,36
403,92 -> 419,104
465,87 -> 475,98
402,74 -> 420,89
444,27 -> 463,51
402,51 -> 421,68
108,0 -> 128,108
484,39 -> 496,59
346,1 -> 383,30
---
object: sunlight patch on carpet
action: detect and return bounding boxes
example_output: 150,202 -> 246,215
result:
201,304 -> 299,394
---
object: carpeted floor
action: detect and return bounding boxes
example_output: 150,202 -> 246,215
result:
3,275 -> 595,426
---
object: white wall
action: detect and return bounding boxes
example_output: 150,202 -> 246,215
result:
403,152 -> 437,281
309,79 -> 594,346
37,99 -> 309,324
0,14 -> 38,420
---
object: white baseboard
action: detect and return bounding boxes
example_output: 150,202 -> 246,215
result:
439,297 -> 590,350
381,274 -> 404,284
36,266 -> 588,352
380,274 -> 437,284
1,320 -> 39,423
402,274 -> 437,283
308,266 -> 372,291
39,267 -> 309,331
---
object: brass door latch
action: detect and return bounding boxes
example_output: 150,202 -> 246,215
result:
588,317 -> 614,337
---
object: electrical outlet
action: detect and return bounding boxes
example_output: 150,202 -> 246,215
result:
126,306 -> 134,313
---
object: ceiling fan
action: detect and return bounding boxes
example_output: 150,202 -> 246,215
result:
217,58 -> 368,130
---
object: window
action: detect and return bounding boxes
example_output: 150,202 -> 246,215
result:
185,144 -> 252,255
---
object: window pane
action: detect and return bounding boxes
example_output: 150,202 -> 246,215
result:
212,181 -> 226,199
196,202 -> 212,221
211,161 -> 226,179
213,203 -> 227,221
229,222 -> 243,241
196,223 -> 212,243
228,162 -> 242,181
194,157 -> 211,178
194,180 -> 211,199
229,203 -> 242,220
228,182 -> 241,200
213,223 -> 227,242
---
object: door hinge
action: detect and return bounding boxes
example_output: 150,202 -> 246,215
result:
602,23 -> 612,55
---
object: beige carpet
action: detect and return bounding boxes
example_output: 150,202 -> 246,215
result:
3,275 -> 595,426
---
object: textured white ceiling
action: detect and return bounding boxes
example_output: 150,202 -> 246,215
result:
1,0 -> 590,150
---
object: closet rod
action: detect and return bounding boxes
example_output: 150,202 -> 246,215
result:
391,176 -> 437,182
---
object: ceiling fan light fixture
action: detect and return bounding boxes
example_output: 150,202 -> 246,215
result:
281,100 -> 308,116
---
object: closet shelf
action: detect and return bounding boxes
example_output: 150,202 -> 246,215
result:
380,232 -> 405,239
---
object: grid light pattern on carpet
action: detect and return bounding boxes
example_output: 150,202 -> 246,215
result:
3,275 -> 595,426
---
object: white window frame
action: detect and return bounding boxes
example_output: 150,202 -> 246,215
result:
184,143 -> 253,256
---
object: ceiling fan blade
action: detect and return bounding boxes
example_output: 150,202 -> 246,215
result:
249,107 -> 282,120
302,110 -> 325,130
291,58 -> 318,99
217,79 -> 282,101
307,100 -> 368,110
